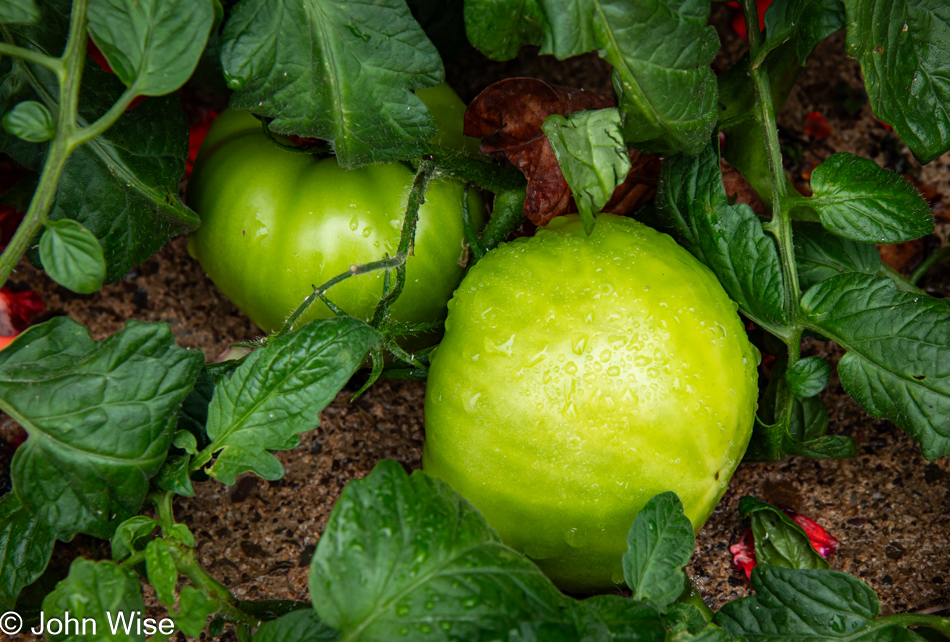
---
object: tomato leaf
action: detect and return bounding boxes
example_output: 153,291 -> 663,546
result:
758,0 -> 844,66
806,153 -> 934,243
0,493 -> 55,610
0,317 -> 203,539
86,0 -> 214,96
802,274 -> 950,459
464,0 -> 718,155
310,459 -> 583,640
622,492 -> 695,612
716,565 -> 886,641
793,222 -> 881,292
252,609 -> 340,642
201,317 -> 379,485
2,100 -> 53,142
843,0 -> 950,164
582,595 -> 666,641
0,0 -> 39,24
174,586 -> 219,638
220,0 -> 442,169
656,142 -> 788,329
144,539 -> 177,607
1,5 -> 201,283
38,219 -> 107,294
738,497 -> 829,571
110,516 -> 157,561
785,356 -> 831,398
42,559 -> 145,641
543,108 -> 631,235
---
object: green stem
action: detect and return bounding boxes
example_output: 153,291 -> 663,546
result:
151,490 -> 175,530
910,245 -> 950,285
119,549 -> 147,570
741,0 -> 803,364
427,146 -> 525,194
70,85 -> 139,146
174,546 -> 261,629
370,159 -> 433,327
481,187 -> 527,251
878,615 -> 950,639
0,41 -> 63,75
0,0 -> 89,288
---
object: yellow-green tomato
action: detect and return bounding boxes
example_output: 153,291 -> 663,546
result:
187,86 -> 482,333
423,214 -> 758,592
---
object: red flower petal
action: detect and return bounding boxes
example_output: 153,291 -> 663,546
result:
0,205 -> 24,249
728,0 -> 774,39
804,111 -> 832,139
0,287 -> 44,336
789,511 -> 840,557
730,528 -> 757,579
186,110 -> 219,177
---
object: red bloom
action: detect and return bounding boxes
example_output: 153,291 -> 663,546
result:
0,205 -> 24,249
804,111 -> 832,139
727,0 -> 774,39
790,512 -> 840,557
0,287 -> 44,337
729,528 -> 757,579
187,110 -> 218,177
730,509 -> 839,579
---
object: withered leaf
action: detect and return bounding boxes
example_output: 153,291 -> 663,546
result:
465,78 -> 660,225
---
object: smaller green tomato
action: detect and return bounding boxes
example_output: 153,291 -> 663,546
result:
187,84 -> 483,334
423,214 -> 759,592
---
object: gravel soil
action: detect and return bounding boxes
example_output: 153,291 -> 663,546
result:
1,5 -> 948,640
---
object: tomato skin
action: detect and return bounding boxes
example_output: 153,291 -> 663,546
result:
423,214 -> 759,592
187,85 -> 482,333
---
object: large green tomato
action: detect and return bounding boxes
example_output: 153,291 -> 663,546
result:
187,84 -> 482,333
423,214 -> 759,592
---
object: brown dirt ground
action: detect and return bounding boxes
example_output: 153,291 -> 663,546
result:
2,5 -> 949,640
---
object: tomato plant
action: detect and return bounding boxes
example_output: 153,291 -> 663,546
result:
0,0 -> 949,639
187,84 -> 484,333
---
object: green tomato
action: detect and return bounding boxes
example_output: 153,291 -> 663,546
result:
423,214 -> 759,592
187,84 -> 483,334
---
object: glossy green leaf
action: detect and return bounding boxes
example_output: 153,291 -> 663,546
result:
174,586 -> 219,638
2,99 -> 52,141
759,0 -> 844,65
0,0 -> 40,24
583,595 -> 666,641
39,218 -> 107,294
716,565 -> 888,641
843,0 -> 950,164
807,153 -> 933,243
201,317 -> 380,484
110,516 -> 157,561
622,492 -> 695,612
165,523 -> 195,548
310,460 -> 582,641
0,317 -> 203,538
220,0 -> 442,169
656,143 -> 787,328
802,274 -> 950,459
785,356 -> 831,398
153,454 -> 196,497
543,108 -> 631,235
0,493 -> 55,610
463,0 -> 544,61
252,609 -> 340,642
793,222 -> 881,291
86,0 -> 214,96
673,623 -> 737,642
464,0 -> 719,155
0,7 -> 201,283
739,497 -> 828,571
42,559 -> 145,642
145,539 -> 177,606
